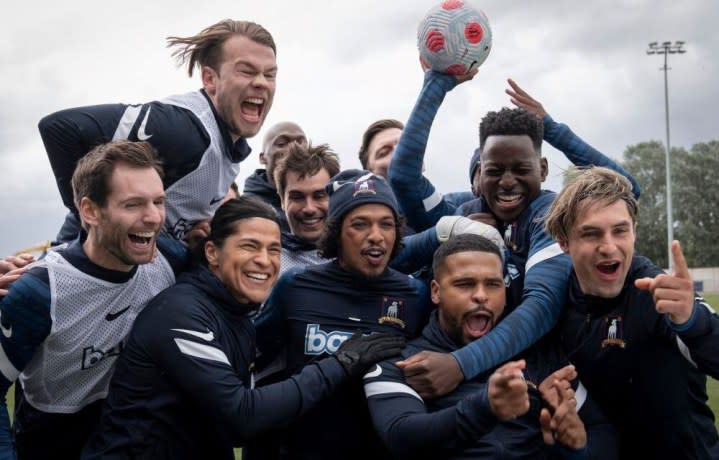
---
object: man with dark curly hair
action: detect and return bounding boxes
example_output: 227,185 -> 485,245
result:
254,170 -> 433,459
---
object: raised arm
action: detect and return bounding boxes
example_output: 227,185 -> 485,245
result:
389,69 -> 476,232
506,78 -> 641,198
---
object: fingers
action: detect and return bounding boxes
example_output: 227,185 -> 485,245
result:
634,277 -> 653,291
493,360 -> 526,385
540,408 -> 555,445
671,240 -> 691,280
395,350 -> 429,370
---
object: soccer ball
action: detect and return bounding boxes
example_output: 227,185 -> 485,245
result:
417,0 -> 492,75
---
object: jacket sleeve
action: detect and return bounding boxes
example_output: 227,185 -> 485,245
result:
143,303 -> 348,444
389,227 -> 439,274
388,71 -> 463,232
662,294 -> 719,379
453,198 -> 570,379
364,360 -> 498,458
542,115 -> 641,198
0,268 -> 53,460
38,104 -> 130,212
39,101 -> 211,214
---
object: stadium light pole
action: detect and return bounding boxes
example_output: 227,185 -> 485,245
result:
646,40 -> 686,271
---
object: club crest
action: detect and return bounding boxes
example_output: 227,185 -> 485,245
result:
601,315 -> 626,348
353,179 -> 377,197
378,297 -> 406,329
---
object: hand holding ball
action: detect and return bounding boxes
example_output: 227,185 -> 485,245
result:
418,0 -> 492,76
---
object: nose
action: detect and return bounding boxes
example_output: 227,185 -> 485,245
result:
597,234 -> 618,254
498,171 -> 517,189
252,72 -> 270,89
472,284 -> 489,304
367,223 -> 384,244
143,203 -> 164,226
254,247 -> 272,267
303,198 -> 318,214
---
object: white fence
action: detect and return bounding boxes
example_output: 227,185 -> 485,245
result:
689,267 -> 719,294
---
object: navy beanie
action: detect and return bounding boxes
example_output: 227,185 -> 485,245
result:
469,147 -> 481,183
326,169 -> 400,225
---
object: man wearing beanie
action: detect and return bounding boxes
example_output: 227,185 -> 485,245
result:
254,170 -> 432,459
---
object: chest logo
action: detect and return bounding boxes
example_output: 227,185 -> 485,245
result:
601,315 -> 626,348
378,297 -> 406,329
304,324 -> 352,355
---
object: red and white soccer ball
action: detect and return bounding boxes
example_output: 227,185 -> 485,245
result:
417,0 -> 492,75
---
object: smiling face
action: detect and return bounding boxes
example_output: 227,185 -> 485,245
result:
202,35 -> 277,141
560,199 -> 636,298
479,135 -> 547,223
205,217 -> 281,304
82,164 -> 166,272
282,168 -> 331,244
338,204 -> 396,278
366,127 -> 402,179
432,250 -> 505,346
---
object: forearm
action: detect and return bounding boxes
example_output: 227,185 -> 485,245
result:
389,71 -> 459,231
542,115 -> 641,198
368,390 -> 498,458
39,105 -> 124,211
390,228 -> 439,274
669,296 -> 719,378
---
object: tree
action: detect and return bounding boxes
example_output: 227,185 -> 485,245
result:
621,140 -> 719,268
672,141 -> 719,267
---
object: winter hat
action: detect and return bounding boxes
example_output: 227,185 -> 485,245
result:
326,169 -> 400,225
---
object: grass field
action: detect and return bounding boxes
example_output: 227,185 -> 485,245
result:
6,295 -> 719,459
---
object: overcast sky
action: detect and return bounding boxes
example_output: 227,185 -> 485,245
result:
1,0 -> 717,257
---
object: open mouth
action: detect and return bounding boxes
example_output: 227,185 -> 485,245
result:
464,309 -> 494,339
362,248 -> 386,266
495,193 -> 523,210
240,97 -> 265,122
596,261 -> 620,276
300,216 -> 324,227
246,272 -> 270,281
128,232 -> 154,246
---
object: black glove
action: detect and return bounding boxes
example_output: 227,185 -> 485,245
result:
335,331 -> 406,378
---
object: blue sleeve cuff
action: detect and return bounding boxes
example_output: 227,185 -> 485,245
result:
666,303 -> 698,333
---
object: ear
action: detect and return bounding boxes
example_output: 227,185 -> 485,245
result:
558,238 -> 570,253
430,279 -> 441,305
259,152 -> 267,166
201,66 -> 218,96
539,156 -> 549,182
205,240 -> 219,267
78,197 -> 101,228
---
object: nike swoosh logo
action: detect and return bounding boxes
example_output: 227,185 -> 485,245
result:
210,196 -> 224,206
171,328 -> 215,342
137,106 -> 153,140
363,364 -> 382,379
0,311 -> 11,339
105,305 -> 132,321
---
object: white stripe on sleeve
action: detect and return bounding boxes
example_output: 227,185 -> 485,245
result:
174,338 -> 230,366
364,381 -> 423,402
525,243 -> 564,273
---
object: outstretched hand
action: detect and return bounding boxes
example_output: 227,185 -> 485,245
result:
487,360 -> 529,420
635,240 -> 695,324
540,378 -> 586,450
396,350 -> 464,399
335,332 -> 405,378
505,78 -> 547,119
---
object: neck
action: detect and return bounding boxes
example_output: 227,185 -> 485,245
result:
83,233 -> 133,272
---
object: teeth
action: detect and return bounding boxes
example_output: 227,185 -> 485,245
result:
131,232 -> 155,238
498,194 -> 521,203
302,218 -> 321,225
246,98 -> 264,105
246,272 -> 270,281
367,251 -> 383,257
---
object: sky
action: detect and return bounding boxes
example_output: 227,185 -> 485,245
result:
1,0 -> 717,257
